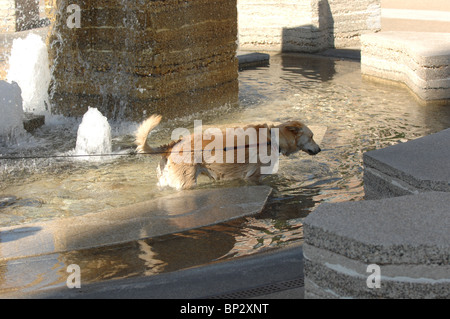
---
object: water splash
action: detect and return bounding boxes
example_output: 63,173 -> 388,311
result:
7,33 -> 51,115
74,108 -> 112,160
0,81 -> 27,145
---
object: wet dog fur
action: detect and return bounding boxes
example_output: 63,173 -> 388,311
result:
135,114 -> 321,189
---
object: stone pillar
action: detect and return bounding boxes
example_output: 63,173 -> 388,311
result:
0,0 -> 40,32
48,0 -> 238,120
40,0 -> 55,20
238,0 -> 380,52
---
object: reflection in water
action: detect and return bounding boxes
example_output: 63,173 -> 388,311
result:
282,54 -> 336,83
1,54 -> 450,294
138,240 -> 167,276
0,226 -> 238,293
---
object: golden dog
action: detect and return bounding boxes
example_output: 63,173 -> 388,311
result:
135,115 -> 321,189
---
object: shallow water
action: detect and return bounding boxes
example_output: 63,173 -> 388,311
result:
1,53 -> 450,290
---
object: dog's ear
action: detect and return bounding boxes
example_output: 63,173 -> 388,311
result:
285,126 -> 303,133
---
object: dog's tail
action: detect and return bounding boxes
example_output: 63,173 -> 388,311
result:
135,114 -> 163,154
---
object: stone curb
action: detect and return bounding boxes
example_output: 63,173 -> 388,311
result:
2,244 -> 304,299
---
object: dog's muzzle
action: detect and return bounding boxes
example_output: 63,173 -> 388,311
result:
305,146 -> 321,155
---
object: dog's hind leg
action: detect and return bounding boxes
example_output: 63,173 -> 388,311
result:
180,165 -> 199,189
164,163 -> 199,190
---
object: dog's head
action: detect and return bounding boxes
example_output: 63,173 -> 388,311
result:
277,121 -> 321,156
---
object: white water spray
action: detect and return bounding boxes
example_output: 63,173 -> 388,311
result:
0,81 -> 27,145
7,33 -> 51,115
74,108 -> 112,159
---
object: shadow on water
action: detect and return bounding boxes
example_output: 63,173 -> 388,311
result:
281,54 -> 336,83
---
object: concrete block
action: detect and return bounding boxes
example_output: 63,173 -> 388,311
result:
237,52 -> 270,69
361,31 -> 450,102
303,192 -> 450,298
48,0 -> 239,120
238,0 -> 380,52
363,128 -> 450,199
23,112 -> 45,132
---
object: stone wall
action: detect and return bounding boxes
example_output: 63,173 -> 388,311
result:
329,0 -> 381,48
238,0 -> 313,52
238,0 -> 381,52
0,0 -> 40,32
41,0 -> 55,20
48,0 -> 238,120
0,0 -> 15,31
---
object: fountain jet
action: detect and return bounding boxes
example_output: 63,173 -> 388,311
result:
74,107 -> 112,159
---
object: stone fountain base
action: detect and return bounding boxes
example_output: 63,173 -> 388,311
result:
48,0 -> 239,121
51,76 -> 238,120
23,113 -> 45,132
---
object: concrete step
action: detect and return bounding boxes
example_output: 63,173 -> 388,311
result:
304,191 -> 450,298
2,243 -> 304,299
361,31 -> 450,103
363,128 -> 450,199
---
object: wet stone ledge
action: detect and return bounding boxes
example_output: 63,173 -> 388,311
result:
0,186 -> 272,261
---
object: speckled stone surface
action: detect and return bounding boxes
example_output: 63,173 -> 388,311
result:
48,0 -> 239,120
363,128 -> 450,199
303,191 -> 450,298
